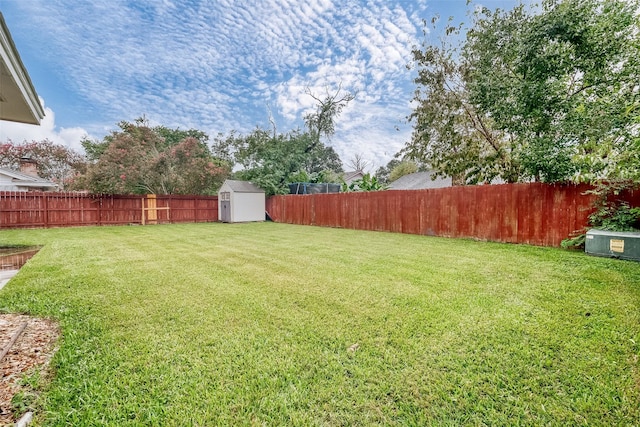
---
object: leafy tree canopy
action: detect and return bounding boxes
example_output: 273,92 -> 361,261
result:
81,119 -> 230,195
82,118 -> 210,162
212,87 -> 353,195
406,0 -> 640,184
303,85 -> 355,144
375,158 -> 403,184
212,128 -> 343,196
376,154 -> 428,184
388,160 -> 419,183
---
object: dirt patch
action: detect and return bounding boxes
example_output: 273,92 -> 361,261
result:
0,314 -> 59,425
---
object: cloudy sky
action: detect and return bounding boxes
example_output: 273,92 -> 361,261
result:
1,0 -> 519,170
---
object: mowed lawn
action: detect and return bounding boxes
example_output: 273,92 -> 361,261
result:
0,222 -> 639,426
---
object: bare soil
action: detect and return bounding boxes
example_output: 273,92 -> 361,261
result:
0,314 -> 59,426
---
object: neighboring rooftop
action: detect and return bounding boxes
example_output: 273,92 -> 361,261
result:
0,167 -> 57,191
222,179 -> 265,193
342,170 -> 364,185
388,171 -> 452,190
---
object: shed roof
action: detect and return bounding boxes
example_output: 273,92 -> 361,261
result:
223,180 -> 264,193
388,171 -> 452,190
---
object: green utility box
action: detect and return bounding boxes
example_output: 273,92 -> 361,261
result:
585,229 -> 640,262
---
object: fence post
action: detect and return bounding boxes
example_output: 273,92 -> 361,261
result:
97,196 -> 102,226
141,197 -> 146,226
43,192 -> 49,228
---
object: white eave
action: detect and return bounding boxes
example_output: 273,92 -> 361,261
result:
9,181 -> 57,189
0,13 -> 44,125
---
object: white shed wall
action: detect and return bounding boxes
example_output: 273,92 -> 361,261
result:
231,193 -> 265,222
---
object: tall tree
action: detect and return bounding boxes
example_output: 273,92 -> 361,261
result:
464,0 -> 640,182
153,125 -> 210,152
212,128 -> 343,196
375,158 -> 402,184
82,120 -> 230,195
346,153 -> 371,172
406,0 -> 640,184
212,89 -> 353,195
388,160 -> 419,183
405,17 -> 522,185
303,85 -> 355,146
161,137 -> 228,195
82,118 -> 210,162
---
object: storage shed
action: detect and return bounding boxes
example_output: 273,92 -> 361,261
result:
218,180 -> 265,223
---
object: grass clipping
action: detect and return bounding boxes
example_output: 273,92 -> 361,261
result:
0,314 -> 59,424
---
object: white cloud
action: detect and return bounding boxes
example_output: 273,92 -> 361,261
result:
0,100 -> 90,153
8,0 -> 430,168
332,99 -> 413,170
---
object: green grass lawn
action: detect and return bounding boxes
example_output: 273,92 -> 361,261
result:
1,222 -> 639,426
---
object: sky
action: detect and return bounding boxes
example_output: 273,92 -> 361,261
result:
0,0 -> 521,171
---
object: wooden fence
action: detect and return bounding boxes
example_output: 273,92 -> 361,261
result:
3,185 -> 639,246
266,182 -> 640,247
0,192 -> 218,229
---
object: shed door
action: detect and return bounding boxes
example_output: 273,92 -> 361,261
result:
220,192 -> 231,222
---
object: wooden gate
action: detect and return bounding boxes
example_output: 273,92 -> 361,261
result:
141,194 -> 170,225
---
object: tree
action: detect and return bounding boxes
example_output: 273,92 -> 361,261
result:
212,128 -> 343,196
464,0 -> 640,182
83,121 -> 167,194
406,0 -> 640,184
212,88 -> 353,195
0,139 -> 87,190
303,85 -> 355,146
375,158 -> 402,184
80,136 -> 109,162
82,118 -> 210,162
388,160 -> 419,183
346,153 -> 371,172
155,137 -> 229,195
82,120 -> 230,195
405,17 -> 522,185
154,126 -> 208,147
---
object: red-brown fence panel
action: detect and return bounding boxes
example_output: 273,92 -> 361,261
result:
160,195 -> 218,223
266,183 -> 640,247
0,192 -> 45,228
0,192 -> 219,229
